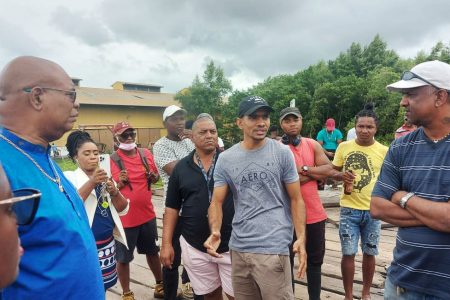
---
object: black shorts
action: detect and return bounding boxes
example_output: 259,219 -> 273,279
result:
116,218 -> 160,263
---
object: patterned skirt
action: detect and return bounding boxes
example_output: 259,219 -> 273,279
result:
97,236 -> 117,290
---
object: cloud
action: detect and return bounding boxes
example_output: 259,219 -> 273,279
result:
51,6 -> 113,46
1,0 -> 449,93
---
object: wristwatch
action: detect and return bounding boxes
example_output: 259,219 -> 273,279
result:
301,166 -> 309,174
400,192 -> 415,209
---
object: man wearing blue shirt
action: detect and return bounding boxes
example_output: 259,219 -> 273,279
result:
371,60 -> 450,299
316,118 -> 343,159
0,56 -> 104,299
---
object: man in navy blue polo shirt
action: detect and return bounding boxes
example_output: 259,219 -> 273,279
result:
371,60 -> 450,299
0,56 -> 103,299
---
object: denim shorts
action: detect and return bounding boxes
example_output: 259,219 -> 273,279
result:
339,207 -> 381,256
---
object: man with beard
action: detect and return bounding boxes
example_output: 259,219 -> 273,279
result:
279,106 -> 333,300
205,96 -> 307,300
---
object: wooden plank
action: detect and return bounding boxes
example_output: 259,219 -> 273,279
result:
106,189 -> 398,299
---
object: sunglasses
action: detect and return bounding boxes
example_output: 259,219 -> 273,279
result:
0,188 -> 41,225
23,87 -> 77,103
401,71 -> 440,90
120,131 -> 137,139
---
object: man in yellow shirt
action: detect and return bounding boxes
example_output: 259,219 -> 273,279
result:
332,104 -> 388,300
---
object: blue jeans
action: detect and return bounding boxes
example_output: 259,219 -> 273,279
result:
339,207 -> 381,256
384,276 -> 443,299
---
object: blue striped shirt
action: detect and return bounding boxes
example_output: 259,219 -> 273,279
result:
372,127 -> 450,299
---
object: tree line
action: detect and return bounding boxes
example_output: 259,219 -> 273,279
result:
176,35 -> 450,146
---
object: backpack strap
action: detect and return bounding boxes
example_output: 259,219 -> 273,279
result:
110,151 -> 133,190
137,148 -> 156,191
137,148 -> 150,174
110,151 -> 124,170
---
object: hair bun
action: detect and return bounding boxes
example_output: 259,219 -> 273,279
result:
364,103 -> 374,111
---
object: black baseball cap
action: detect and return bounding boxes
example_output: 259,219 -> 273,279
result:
279,107 -> 302,122
238,96 -> 273,117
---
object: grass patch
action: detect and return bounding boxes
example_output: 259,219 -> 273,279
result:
54,157 -> 77,172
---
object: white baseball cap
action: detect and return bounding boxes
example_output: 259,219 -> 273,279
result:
163,105 -> 187,121
387,60 -> 450,91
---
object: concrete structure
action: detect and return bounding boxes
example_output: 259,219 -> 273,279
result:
55,80 -> 180,152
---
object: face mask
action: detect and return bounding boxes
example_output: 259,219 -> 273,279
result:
118,142 -> 136,151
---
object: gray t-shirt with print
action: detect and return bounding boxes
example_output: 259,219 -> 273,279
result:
214,138 -> 299,255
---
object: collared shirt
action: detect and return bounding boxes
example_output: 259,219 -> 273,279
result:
0,128 -> 103,300
373,128 -> 450,299
166,150 -> 234,253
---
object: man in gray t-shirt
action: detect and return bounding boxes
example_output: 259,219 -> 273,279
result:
204,96 -> 307,300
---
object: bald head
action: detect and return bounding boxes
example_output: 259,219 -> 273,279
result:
0,56 -> 77,144
0,56 -> 70,101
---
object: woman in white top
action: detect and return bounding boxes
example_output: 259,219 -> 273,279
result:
64,130 -> 129,290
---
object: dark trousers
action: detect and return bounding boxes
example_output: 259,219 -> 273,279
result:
163,218 -> 203,300
290,220 -> 326,300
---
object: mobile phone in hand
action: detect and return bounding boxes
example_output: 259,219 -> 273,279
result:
99,154 -> 111,178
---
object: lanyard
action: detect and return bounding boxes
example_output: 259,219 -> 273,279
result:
195,151 -> 217,203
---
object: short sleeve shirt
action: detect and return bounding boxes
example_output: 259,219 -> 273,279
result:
316,128 -> 343,150
111,148 -> 158,227
333,140 -> 388,210
372,128 -> 450,299
214,138 -> 299,255
153,137 -> 195,196
165,151 -> 234,253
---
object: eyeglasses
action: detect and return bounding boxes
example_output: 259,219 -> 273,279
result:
23,87 -> 77,102
120,131 -> 137,139
401,71 -> 440,90
0,188 -> 41,225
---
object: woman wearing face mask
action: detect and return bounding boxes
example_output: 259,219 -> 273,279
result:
64,131 -> 129,291
0,164 -> 40,289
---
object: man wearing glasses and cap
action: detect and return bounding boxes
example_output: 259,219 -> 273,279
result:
110,121 -> 163,300
371,60 -> 450,299
0,56 -> 104,299
205,96 -> 307,299
0,164 -> 40,289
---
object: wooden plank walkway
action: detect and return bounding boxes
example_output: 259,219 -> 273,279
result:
106,190 -> 395,299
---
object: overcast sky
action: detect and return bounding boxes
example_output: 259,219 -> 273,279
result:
1,0 -> 449,93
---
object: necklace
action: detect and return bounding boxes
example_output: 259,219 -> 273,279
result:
326,130 -> 335,141
195,151 -> 217,203
0,133 -> 64,192
432,131 -> 450,143
95,184 -> 110,217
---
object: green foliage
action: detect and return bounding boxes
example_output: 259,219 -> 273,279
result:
175,61 -> 232,130
180,36 -> 449,147
54,157 -> 77,171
